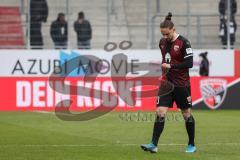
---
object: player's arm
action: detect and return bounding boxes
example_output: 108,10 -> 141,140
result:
170,39 -> 193,69
170,56 -> 193,69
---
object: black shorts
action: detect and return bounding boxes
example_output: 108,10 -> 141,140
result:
156,86 -> 192,109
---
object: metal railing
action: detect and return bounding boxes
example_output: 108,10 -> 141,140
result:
150,13 -> 240,49
0,0 -> 239,49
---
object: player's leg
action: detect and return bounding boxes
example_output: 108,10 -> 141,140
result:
140,90 -> 173,153
174,86 -> 196,153
140,107 -> 168,153
151,106 -> 168,146
181,108 -> 196,153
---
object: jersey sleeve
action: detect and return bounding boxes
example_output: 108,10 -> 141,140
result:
170,38 -> 193,69
182,39 -> 193,59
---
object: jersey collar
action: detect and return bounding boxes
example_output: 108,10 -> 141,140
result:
171,34 -> 180,42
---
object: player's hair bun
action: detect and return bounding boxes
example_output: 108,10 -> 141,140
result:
165,12 -> 172,21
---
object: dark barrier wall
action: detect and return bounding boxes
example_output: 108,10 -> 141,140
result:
194,79 -> 240,109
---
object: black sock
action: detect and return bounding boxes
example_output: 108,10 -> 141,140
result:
185,115 -> 195,146
151,116 -> 165,146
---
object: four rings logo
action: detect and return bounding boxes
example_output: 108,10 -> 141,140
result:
200,79 -> 227,110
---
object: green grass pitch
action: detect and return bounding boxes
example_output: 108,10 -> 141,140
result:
0,110 -> 239,160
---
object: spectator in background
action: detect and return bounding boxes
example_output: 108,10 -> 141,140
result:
50,13 -> 68,49
218,0 -> 237,49
30,0 -> 48,49
74,12 -> 92,49
199,52 -> 209,76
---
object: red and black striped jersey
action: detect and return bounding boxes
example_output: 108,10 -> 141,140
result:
159,35 -> 193,87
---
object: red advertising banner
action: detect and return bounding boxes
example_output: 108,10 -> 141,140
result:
235,50 -> 240,76
0,77 -> 239,111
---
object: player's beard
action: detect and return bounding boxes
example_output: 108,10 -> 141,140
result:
166,38 -> 171,42
166,36 -> 173,42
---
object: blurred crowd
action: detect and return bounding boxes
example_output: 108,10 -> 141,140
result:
218,0 -> 237,49
29,0 -> 237,49
30,0 -> 92,49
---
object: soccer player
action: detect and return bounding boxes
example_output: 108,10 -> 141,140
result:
140,12 -> 196,153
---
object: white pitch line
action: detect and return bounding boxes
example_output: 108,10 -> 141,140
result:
0,143 -> 240,147
33,111 -> 54,114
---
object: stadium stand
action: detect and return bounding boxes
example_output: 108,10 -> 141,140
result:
0,6 -> 24,49
0,0 -> 239,49
124,0 -> 240,49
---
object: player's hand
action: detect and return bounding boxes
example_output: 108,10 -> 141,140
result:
162,63 -> 171,69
